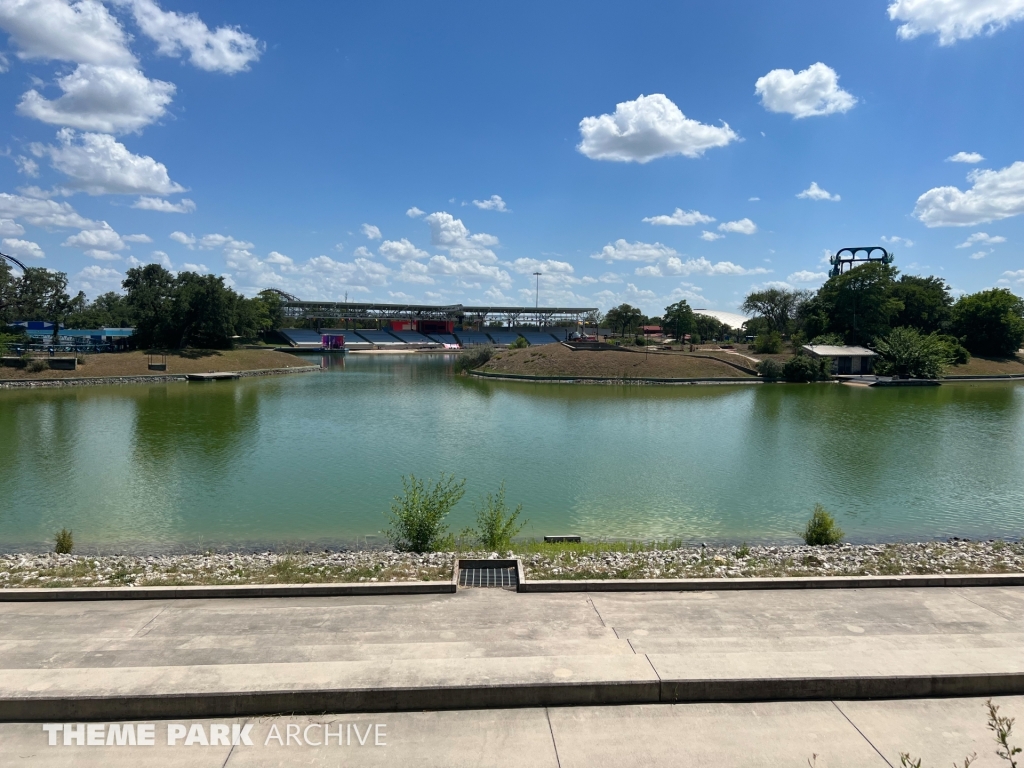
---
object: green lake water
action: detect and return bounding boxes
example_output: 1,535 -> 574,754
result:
1,353 -> 1023,552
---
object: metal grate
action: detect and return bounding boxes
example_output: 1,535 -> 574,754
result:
458,566 -> 518,589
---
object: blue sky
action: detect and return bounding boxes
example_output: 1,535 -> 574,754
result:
0,0 -> 1022,317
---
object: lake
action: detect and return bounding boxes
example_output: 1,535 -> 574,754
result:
1,353 -> 1022,552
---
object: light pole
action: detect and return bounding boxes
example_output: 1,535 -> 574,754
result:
533,272 -> 541,309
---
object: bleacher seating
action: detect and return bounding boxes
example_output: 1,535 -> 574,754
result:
278,328 -> 323,347
521,332 -> 560,345
428,334 -> 460,346
352,329 -> 404,345
388,330 -> 436,344
486,331 -> 522,346
453,331 -> 492,346
548,328 -> 570,342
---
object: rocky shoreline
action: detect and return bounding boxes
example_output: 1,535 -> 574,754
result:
2,539 -> 1022,588
0,365 -> 320,389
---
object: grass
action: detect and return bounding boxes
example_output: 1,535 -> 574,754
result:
0,349 -> 311,380
946,354 -> 1024,376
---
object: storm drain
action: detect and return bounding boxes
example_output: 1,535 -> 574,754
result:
457,562 -> 519,590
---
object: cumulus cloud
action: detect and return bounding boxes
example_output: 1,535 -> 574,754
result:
718,218 -> 757,235
0,0 -> 135,66
405,206 -> 425,218
642,208 -> 715,226
121,0 -> 263,73
947,151 -> 985,163
63,222 -> 124,251
749,196 -> 760,202
787,270 -> 828,283
17,64 -> 175,133
181,262 -> 209,273
0,191 -> 97,228
472,194 -> 508,212
797,181 -> 841,201
395,260 -> 434,285
15,156 -> 40,177
264,251 -> 293,267
577,93 -> 738,163
361,223 -> 382,240
424,211 -> 499,262
591,239 -> 767,278
72,264 -> 122,293
197,233 -> 252,251
31,128 -> 186,195
880,235 -> 915,247
85,248 -> 120,260
427,254 -> 511,287
592,239 -> 678,263
969,250 -> 989,260
132,196 -> 195,212
956,232 -> 1006,247
0,219 -> 26,236
378,238 -> 429,262
509,257 -> 575,275
913,161 -> 1024,226
700,231 -> 723,241
169,231 -> 195,246
663,256 -> 770,277
1,237 -> 45,259
755,63 -> 856,118
122,233 -> 151,242
888,0 -> 1024,44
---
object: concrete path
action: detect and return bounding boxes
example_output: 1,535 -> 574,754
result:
1,696 -> 1021,766
2,586 -> 1024,718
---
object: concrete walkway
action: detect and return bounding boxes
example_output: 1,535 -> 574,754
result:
2,586 -> 1024,719
1,697 -> 1021,766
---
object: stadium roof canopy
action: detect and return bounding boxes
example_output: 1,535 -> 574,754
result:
279,299 -> 597,325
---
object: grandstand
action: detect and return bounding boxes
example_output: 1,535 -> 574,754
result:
428,333 -> 460,346
485,331 -> 523,346
388,330 -> 437,345
521,331 -> 561,345
453,330 -> 492,346
279,328 -> 324,348
350,329 -> 405,345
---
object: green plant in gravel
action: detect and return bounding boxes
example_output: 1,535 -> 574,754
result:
384,473 -> 466,553
473,481 -> 527,551
54,528 -> 73,554
898,699 -> 1018,768
26,358 -> 48,373
509,336 -> 528,349
802,505 -> 843,546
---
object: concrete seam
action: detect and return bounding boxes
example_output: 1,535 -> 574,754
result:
586,596 -> 607,627
545,707 -> 563,768
642,652 -> 663,702
831,700 -> 894,768
956,591 -> 1008,619
132,604 -> 169,638
220,737 -> 238,767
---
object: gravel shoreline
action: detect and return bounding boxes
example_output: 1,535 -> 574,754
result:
2,539 -> 1022,588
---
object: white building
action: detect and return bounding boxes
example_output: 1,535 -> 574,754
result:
802,344 -> 877,375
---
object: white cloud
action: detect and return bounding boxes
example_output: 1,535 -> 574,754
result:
17,64 -> 175,133
123,0 -> 263,74
914,161 -> 1024,226
642,208 -> 715,226
427,254 -> 511,287
0,192 -> 97,228
361,223 -> 382,240
472,194 -> 508,212
797,182 -> 841,201
700,231 -> 723,241
133,196 -> 195,213
181,262 -> 209,273
84,248 -> 120,260
947,151 -> 985,163
880,235 -> 915,247
62,222 -> 124,251
0,0 -> 135,66
378,238 -> 429,262
577,93 -> 738,163
15,156 -> 40,176
72,264 -> 122,293
635,265 -> 662,277
748,196 -> 760,202
169,231 -> 195,246
197,233 -> 252,251
122,233 -> 151,242
969,250 -> 988,260
718,218 -> 757,235
1002,269 -> 1024,284
395,260 -> 434,285
664,256 -> 770,277
956,232 -> 1006,247
264,251 -> 293,267
509,257 -> 575,275
0,51 -> 7,72
405,206 -> 425,218
592,239 -> 678,263
0,219 -> 26,236
32,128 -> 185,195
888,0 -> 1024,44
787,270 -> 828,283
754,63 -> 856,118
1,237 -> 44,259
424,211 -> 498,262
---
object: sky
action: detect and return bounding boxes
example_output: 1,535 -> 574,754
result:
0,0 -> 1022,317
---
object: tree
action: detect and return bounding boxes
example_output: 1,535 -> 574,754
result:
9,268 -> 81,341
0,258 -> 15,326
741,288 -> 808,334
873,327 -> 952,379
66,291 -> 134,329
813,262 -> 902,346
694,313 -> 724,341
663,300 -> 695,340
952,289 -> 1024,357
123,264 -> 175,347
890,275 -> 953,334
170,272 -> 236,349
605,303 -> 643,336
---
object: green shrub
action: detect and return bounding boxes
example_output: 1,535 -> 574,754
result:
474,481 -> 527,551
809,333 -> 845,346
783,355 -> 825,382
26,358 -> 48,373
384,473 -> 466,553
935,334 -> 970,365
454,347 -> 493,373
54,528 -> 73,554
757,359 -> 782,380
802,505 -> 843,546
509,336 -> 528,349
755,331 -> 783,354
874,326 -> 952,379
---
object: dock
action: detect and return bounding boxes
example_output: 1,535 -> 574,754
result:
185,372 -> 241,381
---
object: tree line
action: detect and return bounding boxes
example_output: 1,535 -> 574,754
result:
1,261 -> 283,349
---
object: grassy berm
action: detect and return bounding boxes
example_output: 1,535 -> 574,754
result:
480,343 -> 754,379
1,349 -> 309,379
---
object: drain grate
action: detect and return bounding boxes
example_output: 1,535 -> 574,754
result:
458,566 -> 518,589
